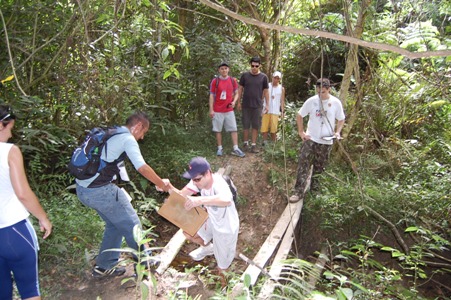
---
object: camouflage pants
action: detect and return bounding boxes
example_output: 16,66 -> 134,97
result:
294,139 -> 332,196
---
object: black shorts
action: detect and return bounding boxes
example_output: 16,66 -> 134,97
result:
242,107 -> 262,130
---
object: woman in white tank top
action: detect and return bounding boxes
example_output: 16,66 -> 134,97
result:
0,104 -> 52,300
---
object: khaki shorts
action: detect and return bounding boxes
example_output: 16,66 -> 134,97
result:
261,113 -> 279,134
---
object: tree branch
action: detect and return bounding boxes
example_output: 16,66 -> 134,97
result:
362,203 -> 410,255
198,0 -> 451,59
0,8 -> 28,96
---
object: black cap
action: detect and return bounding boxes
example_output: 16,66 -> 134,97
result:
316,78 -> 331,87
218,62 -> 229,68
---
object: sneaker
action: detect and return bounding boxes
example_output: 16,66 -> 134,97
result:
216,148 -> 223,156
231,148 -> 245,157
92,265 -> 126,278
242,143 -> 249,152
250,145 -> 260,153
189,243 -> 214,261
289,194 -> 301,203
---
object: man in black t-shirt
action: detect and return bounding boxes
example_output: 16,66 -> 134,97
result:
237,57 -> 269,153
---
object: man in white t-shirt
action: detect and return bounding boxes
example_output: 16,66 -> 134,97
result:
289,78 -> 345,203
179,157 -> 239,283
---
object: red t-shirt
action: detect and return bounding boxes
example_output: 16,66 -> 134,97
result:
210,76 -> 238,113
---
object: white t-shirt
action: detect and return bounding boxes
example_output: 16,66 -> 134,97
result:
0,143 -> 29,228
298,94 -> 345,145
186,173 -> 239,234
263,83 -> 283,115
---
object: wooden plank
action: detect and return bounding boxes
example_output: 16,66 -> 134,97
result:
257,199 -> 304,299
156,229 -> 186,275
306,246 -> 328,292
240,200 -> 303,286
156,166 -> 229,275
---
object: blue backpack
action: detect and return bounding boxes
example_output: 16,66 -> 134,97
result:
68,126 -> 127,181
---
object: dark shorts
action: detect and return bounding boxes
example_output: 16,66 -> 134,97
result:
0,219 -> 40,299
242,107 -> 262,130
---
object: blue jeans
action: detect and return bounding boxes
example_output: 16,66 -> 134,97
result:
76,183 -> 141,269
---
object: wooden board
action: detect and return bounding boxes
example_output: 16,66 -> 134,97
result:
157,191 -> 208,237
257,199 -> 304,299
156,229 -> 186,275
241,200 -> 304,286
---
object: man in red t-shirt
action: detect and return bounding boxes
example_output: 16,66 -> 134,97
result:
209,62 -> 245,157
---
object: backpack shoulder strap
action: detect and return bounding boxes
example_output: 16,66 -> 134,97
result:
102,126 -> 128,159
230,76 -> 237,90
214,76 -> 219,92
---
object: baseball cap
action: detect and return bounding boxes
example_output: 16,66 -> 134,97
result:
316,78 -> 331,87
183,157 -> 211,179
273,71 -> 282,78
218,62 -> 229,68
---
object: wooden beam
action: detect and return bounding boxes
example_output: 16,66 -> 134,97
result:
240,200 -> 303,286
156,229 -> 186,275
257,199 -> 304,299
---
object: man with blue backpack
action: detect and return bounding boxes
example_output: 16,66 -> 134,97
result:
72,112 -> 170,278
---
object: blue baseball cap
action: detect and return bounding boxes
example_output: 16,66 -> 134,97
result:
183,157 -> 211,179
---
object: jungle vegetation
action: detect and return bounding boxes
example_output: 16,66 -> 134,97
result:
1,0 -> 450,298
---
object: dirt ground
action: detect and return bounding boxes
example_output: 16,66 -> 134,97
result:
58,150 -> 290,299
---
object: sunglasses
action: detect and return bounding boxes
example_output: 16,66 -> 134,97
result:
0,114 -> 11,122
0,106 -> 14,122
192,175 -> 204,182
251,64 -> 260,68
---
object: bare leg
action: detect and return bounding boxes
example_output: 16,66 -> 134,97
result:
243,129 -> 249,144
251,128 -> 258,144
183,232 -> 208,246
231,131 -> 238,146
262,132 -> 268,142
216,132 -> 222,147
271,132 -> 277,141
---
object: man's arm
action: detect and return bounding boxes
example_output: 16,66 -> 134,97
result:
296,113 -> 309,141
335,119 -> 345,138
209,93 -> 215,118
184,194 -> 232,211
232,79 -> 239,108
237,85 -> 244,111
137,164 -> 169,192
263,88 -> 269,113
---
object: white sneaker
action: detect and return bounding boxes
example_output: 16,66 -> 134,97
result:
189,243 -> 214,261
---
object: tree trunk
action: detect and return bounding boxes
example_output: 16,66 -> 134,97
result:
339,0 -> 372,139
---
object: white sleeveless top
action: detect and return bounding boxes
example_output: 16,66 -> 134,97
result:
0,142 -> 29,228
264,83 -> 283,115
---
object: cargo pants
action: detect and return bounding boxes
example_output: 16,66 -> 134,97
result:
293,139 -> 332,196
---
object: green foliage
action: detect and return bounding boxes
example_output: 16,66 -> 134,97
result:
39,192 -> 103,275
1,0 -> 451,298
115,225 -> 160,300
